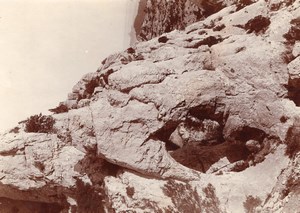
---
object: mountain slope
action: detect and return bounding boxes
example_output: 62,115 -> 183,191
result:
0,0 -> 300,212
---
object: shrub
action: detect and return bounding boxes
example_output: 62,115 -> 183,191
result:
49,104 -> 69,114
127,47 -> 135,54
163,179 -> 202,212
188,36 -> 224,48
283,18 -> 300,45
282,175 -> 300,198
270,0 -> 295,11
126,186 -> 135,198
213,24 -> 226,32
244,16 -> 271,34
243,195 -> 262,213
9,126 -> 20,134
25,113 -> 55,133
201,184 -> 222,212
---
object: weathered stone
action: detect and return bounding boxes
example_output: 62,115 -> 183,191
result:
0,0 -> 300,212
246,140 -> 261,153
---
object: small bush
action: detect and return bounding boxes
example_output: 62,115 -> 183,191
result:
283,18 -> 300,45
132,53 -> 145,61
9,126 -> 20,134
126,186 -> 135,198
127,47 -> 135,54
163,180 -> 202,212
213,24 -> 226,32
25,113 -> 55,133
282,175 -> 300,198
188,36 -> 224,48
270,0 -> 295,11
201,184 -> 222,212
244,16 -> 271,34
243,195 -> 262,213
49,104 -> 69,114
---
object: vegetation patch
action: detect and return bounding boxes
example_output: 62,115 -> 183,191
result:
201,184 -> 222,212
188,36 -> 224,48
243,195 -> 262,213
283,18 -> 300,45
24,113 -> 55,133
282,174 -> 300,198
244,16 -> 271,34
162,180 -> 202,212
9,126 -> 20,134
49,104 -> 69,114
126,186 -> 135,198
213,24 -> 226,32
270,0 -> 295,11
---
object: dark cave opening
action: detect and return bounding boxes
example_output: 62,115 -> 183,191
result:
149,120 -> 181,151
170,141 -> 250,173
232,126 -> 266,143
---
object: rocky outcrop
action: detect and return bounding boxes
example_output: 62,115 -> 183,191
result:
134,0 -> 258,41
1,0 -> 300,212
135,0 -> 203,41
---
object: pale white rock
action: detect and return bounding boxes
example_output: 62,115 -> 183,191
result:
246,140 -> 261,153
288,56 -> 300,87
0,0 -> 300,211
293,42 -> 300,57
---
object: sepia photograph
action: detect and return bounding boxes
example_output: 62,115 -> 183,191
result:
0,0 -> 299,212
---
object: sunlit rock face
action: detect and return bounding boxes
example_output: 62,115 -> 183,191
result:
1,0 -> 300,212
134,0 -> 240,41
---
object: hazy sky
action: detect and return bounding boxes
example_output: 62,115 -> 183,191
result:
0,0 -> 137,131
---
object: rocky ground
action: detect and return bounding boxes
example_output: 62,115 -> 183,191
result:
0,0 -> 300,212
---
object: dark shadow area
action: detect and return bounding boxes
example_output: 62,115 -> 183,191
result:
232,126 -> 266,143
149,120 -> 180,151
0,197 -> 63,213
286,86 -> 300,106
170,141 -> 250,172
285,125 -> 300,158
74,148 -> 121,212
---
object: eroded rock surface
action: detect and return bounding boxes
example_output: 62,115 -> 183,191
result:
1,0 -> 300,212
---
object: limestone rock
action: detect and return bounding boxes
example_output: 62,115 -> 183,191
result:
246,140 -> 261,153
0,0 -> 300,212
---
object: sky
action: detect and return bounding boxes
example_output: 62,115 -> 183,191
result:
0,0 -> 138,131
